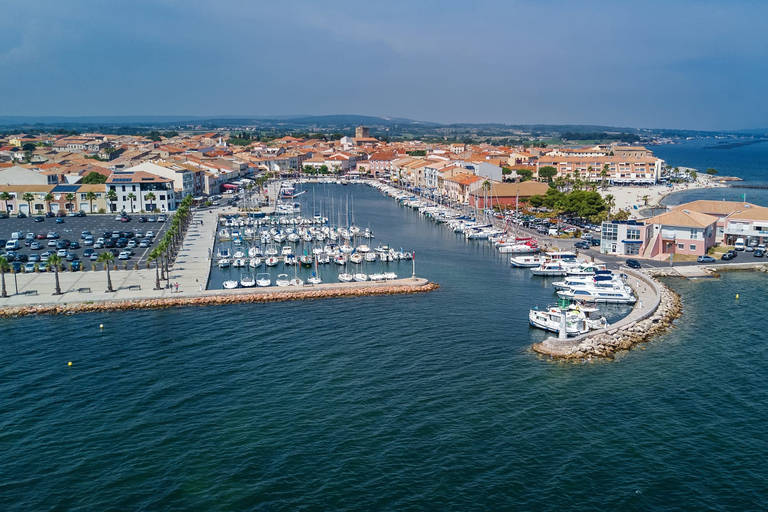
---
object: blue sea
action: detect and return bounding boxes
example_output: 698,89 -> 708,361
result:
2,181 -> 768,510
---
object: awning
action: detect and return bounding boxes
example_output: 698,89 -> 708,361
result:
622,240 -> 642,244
222,183 -> 238,190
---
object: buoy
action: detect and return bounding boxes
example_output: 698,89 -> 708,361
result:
736,294 -> 739,299
68,362 -> 72,366
100,323 -> 104,330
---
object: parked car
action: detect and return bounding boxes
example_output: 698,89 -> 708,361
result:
45,212 -> 55,218
138,216 -> 147,223
721,252 -> 735,260
120,215 -> 132,222
56,218 -> 65,224
118,251 -> 131,260
70,260 -> 82,271
591,238 -> 601,246
625,259 -> 642,269
157,215 -> 166,222
83,248 -> 95,257
34,216 -> 44,223
38,262 -> 49,272
90,252 -> 100,261
697,255 -> 716,263
24,262 -> 36,273
56,211 -> 66,217
574,241 -> 591,250
754,249 -> 765,258
17,212 -> 27,218
69,241 -> 80,250
65,252 -> 78,261
28,254 -> 41,263
30,241 -> 43,250
139,240 -> 150,248
75,211 -> 86,217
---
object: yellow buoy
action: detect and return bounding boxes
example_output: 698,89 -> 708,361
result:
68,362 -> 73,366
736,294 -> 739,299
100,324 -> 104,329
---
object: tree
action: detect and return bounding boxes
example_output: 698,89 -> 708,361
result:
145,192 -> 156,212
107,189 -> 118,212
600,164 -> 609,190
706,168 -> 718,175
148,248 -> 162,290
127,192 -> 136,212
22,142 -> 36,152
0,191 -> 11,213
538,166 -> 557,183
604,194 -> 615,221
690,170 -> 698,181
22,193 -> 34,215
85,191 -> 97,213
0,255 -> 9,298
642,195 -> 650,206
517,169 -> 533,182
82,171 -> 108,184
47,254 -> 63,295
44,193 -> 54,213
97,251 -> 115,292
65,193 -> 75,212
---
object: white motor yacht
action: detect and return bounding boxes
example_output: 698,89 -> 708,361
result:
353,273 -> 368,282
528,306 -> 591,336
530,261 -> 568,277
510,254 -> 545,268
356,244 -> 370,253
307,274 -> 322,285
256,273 -> 271,287
275,274 -> 291,287
289,277 -> 304,287
350,253 -> 363,264
250,257 -> 262,268
233,258 -> 245,268
557,284 -> 637,304
338,272 -> 354,282
223,280 -> 239,289
218,258 -> 231,268
240,275 -> 256,287
265,256 -> 279,267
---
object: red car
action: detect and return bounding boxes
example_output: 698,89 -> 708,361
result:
36,233 -> 47,240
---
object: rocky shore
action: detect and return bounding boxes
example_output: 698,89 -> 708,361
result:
532,273 -> 682,361
0,282 -> 440,319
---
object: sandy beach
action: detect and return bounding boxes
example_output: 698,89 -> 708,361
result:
600,174 -> 727,218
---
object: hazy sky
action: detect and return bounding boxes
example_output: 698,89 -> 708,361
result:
1,0 -> 767,130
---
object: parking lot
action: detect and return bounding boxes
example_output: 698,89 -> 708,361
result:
1,213 -> 172,273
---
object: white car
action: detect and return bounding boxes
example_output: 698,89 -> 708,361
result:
145,231 -> 155,238
118,251 -> 131,260
157,215 -> 166,222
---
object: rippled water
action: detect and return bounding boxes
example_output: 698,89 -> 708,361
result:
2,185 -> 767,510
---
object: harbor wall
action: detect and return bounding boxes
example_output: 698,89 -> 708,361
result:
532,269 -> 682,360
0,279 -> 439,319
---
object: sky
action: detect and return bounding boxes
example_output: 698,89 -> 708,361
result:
1,0 -> 767,131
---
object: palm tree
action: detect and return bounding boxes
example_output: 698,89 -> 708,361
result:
107,188 -> 118,212
642,195 -> 650,206
0,255 -> 9,298
0,191 -> 11,214
65,193 -> 75,212
148,248 -> 162,290
44,193 -> 54,214
97,251 -> 115,292
601,164 -> 609,191
47,253 -> 63,295
22,192 -> 34,215
604,194 -> 615,221
145,192 -> 156,212
127,192 -> 136,213
85,191 -> 97,213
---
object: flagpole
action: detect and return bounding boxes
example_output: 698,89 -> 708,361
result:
412,251 -> 416,278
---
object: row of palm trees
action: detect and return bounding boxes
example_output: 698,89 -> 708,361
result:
0,190 -> 164,216
0,195 -> 196,297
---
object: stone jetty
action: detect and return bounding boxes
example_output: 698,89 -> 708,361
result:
532,269 -> 682,361
0,279 -> 439,319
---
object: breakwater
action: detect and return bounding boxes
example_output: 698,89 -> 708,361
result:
532,271 -> 682,360
0,279 -> 439,319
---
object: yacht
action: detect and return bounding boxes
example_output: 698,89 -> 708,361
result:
350,253 -> 363,264
223,279 -> 239,289
265,256 -> 279,267
233,258 -> 245,268
356,244 -> 370,253
289,277 -> 304,287
240,275 -> 256,287
275,274 -> 291,287
307,273 -> 322,285
530,261 -> 569,277
338,272 -> 354,282
557,284 -> 637,304
353,273 -> 368,282
281,246 -> 294,256
364,252 -> 377,263
299,255 -> 313,267
529,306 -> 592,336
249,257 -> 262,268
256,273 -> 271,287
510,254 -> 545,268
218,258 -> 231,268
233,249 -> 245,259
283,254 -> 297,266
334,254 -> 347,265
383,272 -> 397,280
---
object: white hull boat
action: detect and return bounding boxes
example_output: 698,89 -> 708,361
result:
223,280 -> 239,289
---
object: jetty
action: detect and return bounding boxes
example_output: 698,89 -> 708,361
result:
532,269 -> 682,360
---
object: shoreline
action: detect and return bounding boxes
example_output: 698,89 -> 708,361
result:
0,278 -> 439,319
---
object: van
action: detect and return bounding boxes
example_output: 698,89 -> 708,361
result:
5,239 -> 20,250
734,237 -> 745,251
11,231 -> 23,240
548,227 -> 559,237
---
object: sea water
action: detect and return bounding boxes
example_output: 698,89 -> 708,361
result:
2,184 -> 767,510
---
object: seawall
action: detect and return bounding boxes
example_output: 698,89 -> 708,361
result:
532,269 -> 682,360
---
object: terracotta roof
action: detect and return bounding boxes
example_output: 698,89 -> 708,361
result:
644,210 -> 719,228
727,206 -> 768,222
671,200 -> 758,216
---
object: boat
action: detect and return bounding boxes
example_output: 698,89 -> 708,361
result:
364,252 -> 377,262
530,261 -> 568,276
275,274 -> 291,287
316,253 -> 330,264
349,253 -> 363,264
216,247 -> 231,259
265,256 -> 279,267
528,306 -> 591,336
557,284 -> 637,304
233,258 -> 245,268
240,275 -> 256,287
299,254 -> 313,267
218,258 -> 231,268
233,249 -> 245,259
338,272 -> 354,282
566,264 -> 607,277
383,272 -> 397,280
289,277 -> 304,286
334,254 -> 347,265
223,279 -> 239,289
283,254 -> 297,266
281,246 -> 294,256
307,273 -> 322,285
353,273 -> 368,282
369,273 -> 386,281
357,244 -> 370,253
250,257 -> 262,268
256,273 -> 271,287
510,254 -> 545,268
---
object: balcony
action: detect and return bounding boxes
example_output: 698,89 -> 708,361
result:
661,230 -> 676,240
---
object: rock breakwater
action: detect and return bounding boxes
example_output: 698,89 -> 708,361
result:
0,282 -> 440,319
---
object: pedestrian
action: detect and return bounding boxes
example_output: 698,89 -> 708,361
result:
175,282 -> 179,293
201,219 -> 204,225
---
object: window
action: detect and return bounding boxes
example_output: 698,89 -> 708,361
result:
627,228 -> 640,240
626,243 -> 639,255
122,196 -> 126,201
690,228 -> 698,239
690,244 -> 696,251
677,243 -> 684,250
122,185 -> 126,191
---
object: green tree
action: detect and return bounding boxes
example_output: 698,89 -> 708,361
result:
148,248 -> 163,290
0,255 -> 9,298
47,253 -> 63,295
22,192 -> 34,215
690,170 -> 697,181
107,189 -> 118,212
97,251 -> 115,292
65,193 -> 75,212
604,194 -> 615,221
127,192 -> 137,212
145,192 -> 156,212
22,142 -> 36,152
82,171 -> 108,184
538,166 -> 557,183
600,164 -> 609,190
642,195 -> 650,206
44,193 -> 54,213
706,168 -> 718,175
517,169 -> 533,181
0,191 -> 11,213
85,191 -> 97,213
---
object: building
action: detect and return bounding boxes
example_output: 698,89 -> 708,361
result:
106,171 -> 176,213
467,181 -> 550,209
600,220 -> 652,256
670,200 -> 759,243
722,205 -> 768,246
355,126 -> 370,139
537,152 -> 663,184
641,209 -> 719,258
